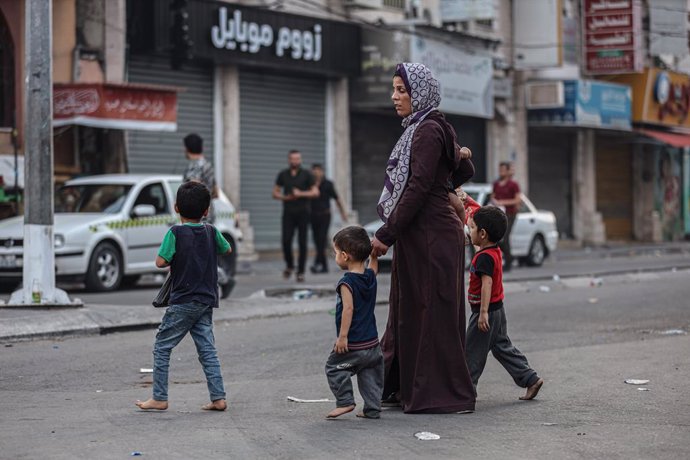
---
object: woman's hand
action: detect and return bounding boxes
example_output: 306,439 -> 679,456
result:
371,237 -> 389,258
459,146 -> 472,159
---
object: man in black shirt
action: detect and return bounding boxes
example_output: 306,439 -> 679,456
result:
273,150 -> 319,282
310,164 -> 347,273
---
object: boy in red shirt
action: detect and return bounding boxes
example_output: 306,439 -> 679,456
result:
466,206 -> 543,400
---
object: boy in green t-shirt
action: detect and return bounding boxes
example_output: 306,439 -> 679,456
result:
136,181 -> 231,412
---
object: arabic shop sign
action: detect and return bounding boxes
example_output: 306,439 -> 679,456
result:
611,68 -> 690,129
211,8 -> 322,61
187,1 -> 359,76
528,80 -> 632,130
581,0 -> 643,74
53,83 -> 178,131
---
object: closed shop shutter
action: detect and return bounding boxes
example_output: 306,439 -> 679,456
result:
127,57 -> 214,174
240,71 -> 326,249
528,129 -> 574,237
596,142 -> 633,239
351,113 -> 486,226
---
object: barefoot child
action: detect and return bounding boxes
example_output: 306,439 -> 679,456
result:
466,206 -> 544,401
325,226 -> 384,419
136,181 -> 231,412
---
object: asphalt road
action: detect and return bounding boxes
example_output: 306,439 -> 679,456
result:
1,269 -> 689,459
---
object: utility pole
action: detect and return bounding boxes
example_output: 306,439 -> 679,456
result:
9,0 -> 77,306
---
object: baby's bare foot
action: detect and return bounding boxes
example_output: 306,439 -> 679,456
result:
326,404 -> 355,419
201,399 -> 227,411
135,398 -> 168,410
520,378 -> 544,400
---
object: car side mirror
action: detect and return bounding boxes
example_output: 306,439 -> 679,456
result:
132,204 -> 156,217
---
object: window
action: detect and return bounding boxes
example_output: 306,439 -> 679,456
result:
133,183 -> 169,215
56,184 -> 132,214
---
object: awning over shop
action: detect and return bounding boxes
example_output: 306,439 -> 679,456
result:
639,129 -> 690,148
53,83 -> 179,131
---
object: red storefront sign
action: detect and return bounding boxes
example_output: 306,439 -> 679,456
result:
53,83 -> 179,131
581,0 -> 642,75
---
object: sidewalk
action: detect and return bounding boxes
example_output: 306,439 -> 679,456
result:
1,240 -> 688,342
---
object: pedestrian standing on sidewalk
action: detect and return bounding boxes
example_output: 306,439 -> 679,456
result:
136,181 -> 231,412
183,133 -> 217,198
310,163 -> 348,274
182,133 -> 217,222
325,226 -> 383,419
466,206 -> 543,400
371,62 -> 476,414
491,161 -> 521,271
273,150 -> 319,282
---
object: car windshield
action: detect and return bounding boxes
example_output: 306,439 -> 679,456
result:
55,184 -> 132,213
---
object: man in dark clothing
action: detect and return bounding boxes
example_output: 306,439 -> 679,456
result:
310,164 -> 348,274
273,150 -> 319,282
492,161 -> 521,271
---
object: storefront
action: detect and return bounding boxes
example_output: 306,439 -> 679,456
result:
610,68 -> 690,241
127,0 -> 360,248
350,29 -> 493,225
528,79 -> 632,241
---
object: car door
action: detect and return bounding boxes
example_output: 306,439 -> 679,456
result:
510,197 -> 538,257
125,182 -> 175,271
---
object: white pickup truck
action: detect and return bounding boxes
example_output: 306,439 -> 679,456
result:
0,174 -> 242,296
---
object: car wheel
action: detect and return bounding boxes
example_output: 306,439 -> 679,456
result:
85,242 -> 123,292
218,235 -> 237,299
526,235 -> 546,267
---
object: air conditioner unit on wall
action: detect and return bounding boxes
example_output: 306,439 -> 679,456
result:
525,81 -> 564,109
344,0 -> 384,9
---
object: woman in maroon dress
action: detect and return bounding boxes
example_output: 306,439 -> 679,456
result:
371,63 -> 476,413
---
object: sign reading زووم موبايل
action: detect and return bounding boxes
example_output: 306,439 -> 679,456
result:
211,7 -> 322,61
582,0 -> 643,74
163,0 -> 360,77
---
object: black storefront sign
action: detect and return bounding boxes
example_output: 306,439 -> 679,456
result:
129,0 -> 361,77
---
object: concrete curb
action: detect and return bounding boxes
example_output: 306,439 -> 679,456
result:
2,264 -> 688,343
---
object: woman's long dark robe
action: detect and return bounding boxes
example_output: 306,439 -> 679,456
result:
375,112 -> 476,413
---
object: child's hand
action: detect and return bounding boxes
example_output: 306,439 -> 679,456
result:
478,312 -> 490,332
334,337 -> 349,354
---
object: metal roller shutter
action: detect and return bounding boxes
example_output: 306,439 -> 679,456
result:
240,71 -> 326,249
127,57 -> 214,174
596,143 -> 633,240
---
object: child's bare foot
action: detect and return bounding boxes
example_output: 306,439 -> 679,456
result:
135,398 -> 168,410
201,399 -> 227,411
326,404 -> 355,419
520,378 -> 544,400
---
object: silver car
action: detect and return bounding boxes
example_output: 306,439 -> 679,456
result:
0,174 -> 243,294
364,183 -> 558,267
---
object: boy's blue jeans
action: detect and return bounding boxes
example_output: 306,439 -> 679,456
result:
152,301 -> 226,402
